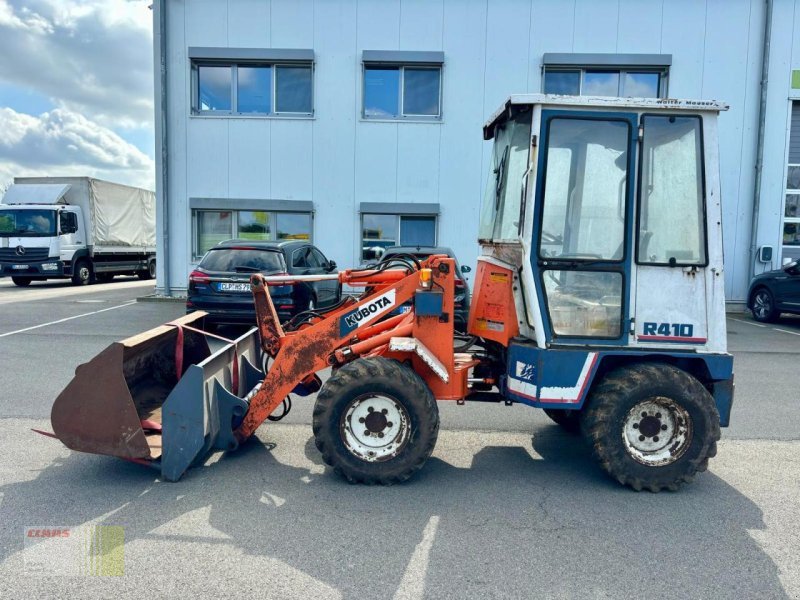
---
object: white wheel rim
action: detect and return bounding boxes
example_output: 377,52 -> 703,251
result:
341,394 -> 410,462
622,397 -> 692,466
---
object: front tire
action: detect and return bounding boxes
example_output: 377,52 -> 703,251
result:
11,277 -> 31,287
751,287 -> 778,322
580,363 -> 720,492
71,259 -> 92,286
312,357 -> 439,484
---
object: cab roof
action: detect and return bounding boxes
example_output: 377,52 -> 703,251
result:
483,93 -> 729,140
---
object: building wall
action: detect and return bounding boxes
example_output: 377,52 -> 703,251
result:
156,0 -> 800,303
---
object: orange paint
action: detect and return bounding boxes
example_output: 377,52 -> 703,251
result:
467,260 -> 520,346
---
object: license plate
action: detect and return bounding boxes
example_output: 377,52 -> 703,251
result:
12,265 -> 27,270
218,282 -> 250,292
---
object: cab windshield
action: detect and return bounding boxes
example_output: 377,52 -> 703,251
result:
479,109 -> 532,241
0,209 -> 57,237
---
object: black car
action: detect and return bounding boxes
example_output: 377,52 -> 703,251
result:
378,246 -> 472,332
187,240 -> 341,326
747,259 -> 800,322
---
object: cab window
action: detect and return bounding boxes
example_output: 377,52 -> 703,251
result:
637,115 -> 706,266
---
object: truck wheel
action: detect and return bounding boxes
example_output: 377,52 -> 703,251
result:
313,356 -> 439,484
71,259 -> 92,286
138,259 -> 155,280
580,363 -> 720,492
11,277 -> 31,287
543,408 -> 581,433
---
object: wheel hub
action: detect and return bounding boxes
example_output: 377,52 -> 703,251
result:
622,397 -> 692,466
341,395 -> 409,462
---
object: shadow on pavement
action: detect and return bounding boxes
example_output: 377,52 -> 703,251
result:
0,426 -> 788,598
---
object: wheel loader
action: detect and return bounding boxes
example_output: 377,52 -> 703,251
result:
43,95 -> 734,492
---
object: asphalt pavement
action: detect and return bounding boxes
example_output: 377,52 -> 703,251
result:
0,278 -> 797,599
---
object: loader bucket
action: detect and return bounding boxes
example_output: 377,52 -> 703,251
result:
50,312 -> 265,481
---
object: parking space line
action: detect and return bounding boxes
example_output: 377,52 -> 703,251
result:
773,328 -> 800,337
0,301 -> 136,338
729,317 -> 767,328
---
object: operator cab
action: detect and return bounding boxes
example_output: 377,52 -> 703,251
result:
472,94 -> 728,353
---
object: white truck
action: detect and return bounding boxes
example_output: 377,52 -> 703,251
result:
0,177 -> 156,286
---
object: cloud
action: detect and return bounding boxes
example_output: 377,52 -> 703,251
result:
0,107 -> 155,190
0,0 -> 154,129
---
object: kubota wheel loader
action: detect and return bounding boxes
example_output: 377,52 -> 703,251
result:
44,95 -> 734,492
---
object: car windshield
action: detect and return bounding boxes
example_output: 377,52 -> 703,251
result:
0,209 -> 57,237
199,248 -> 285,273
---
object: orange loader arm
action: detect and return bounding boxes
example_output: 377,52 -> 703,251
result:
235,256 -> 474,441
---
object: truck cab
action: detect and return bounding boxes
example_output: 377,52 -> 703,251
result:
0,178 -> 155,286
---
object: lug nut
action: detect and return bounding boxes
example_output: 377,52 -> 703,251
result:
633,423 -> 639,429
387,422 -> 393,428
641,412 -> 647,418
655,412 -> 662,419
661,424 -> 668,431
364,430 -> 370,436
367,406 -> 374,413
359,417 -> 365,423
378,432 -> 384,438
653,436 -> 660,443
639,435 -> 645,442
381,409 -> 388,414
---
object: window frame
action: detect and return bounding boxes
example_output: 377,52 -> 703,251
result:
360,213 -> 438,261
192,60 -> 314,118
536,114 -> 633,264
784,166 -> 800,247
543,66 -> 668,98
362,63 -> 443,121
192,209 -> 313,260
634,113 -> 709,268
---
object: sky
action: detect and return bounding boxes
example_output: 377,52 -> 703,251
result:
0,0 -> 155,191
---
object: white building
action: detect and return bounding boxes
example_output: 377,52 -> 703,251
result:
152,0 -> 800,307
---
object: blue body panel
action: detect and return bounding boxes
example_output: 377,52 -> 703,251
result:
503,343 -> 734,426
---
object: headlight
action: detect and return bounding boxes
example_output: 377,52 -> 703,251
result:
41,263 -> 59,271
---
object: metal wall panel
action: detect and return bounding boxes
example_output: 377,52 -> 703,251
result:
160,0 -> 800,302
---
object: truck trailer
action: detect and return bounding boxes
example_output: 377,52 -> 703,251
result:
0,176 -> 156,286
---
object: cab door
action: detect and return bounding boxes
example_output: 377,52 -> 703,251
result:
633,115 -> 709,347
532,110 -> 637,347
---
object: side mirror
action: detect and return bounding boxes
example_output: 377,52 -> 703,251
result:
327,260 -> 337,272
460,265 -> 472,274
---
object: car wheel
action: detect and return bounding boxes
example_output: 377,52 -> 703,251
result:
751,288 -> 778,323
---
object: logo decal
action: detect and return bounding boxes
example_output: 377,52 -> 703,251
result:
15,245 -> 26,256
339,290 -> 396,336
515,360 -> 536,382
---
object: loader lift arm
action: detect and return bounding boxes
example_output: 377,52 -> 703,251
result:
235,255 -> 475,443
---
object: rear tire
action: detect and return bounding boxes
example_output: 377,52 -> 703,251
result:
580,362 -> 720,492
11,277 -> 31,287
71,259 -> 92,286
138,259 -> 155,280
751,287 -> 778,322
313,357 -> 439,484
543,408 -> 581,433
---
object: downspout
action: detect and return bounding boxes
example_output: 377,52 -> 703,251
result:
156,0 -> 171,295
750,0 -> 773,281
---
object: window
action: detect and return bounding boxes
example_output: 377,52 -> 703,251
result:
193,210 -> 312,258
363,65 -> 442,119
361,214 -> 437,261
194,62 -> 312,116
538,117 -> 630,261
544,68 -> 664,98
637,115 -> 706,266
785,102 -> 800,250
479,110 -> 533,241
543,270 -> 623,338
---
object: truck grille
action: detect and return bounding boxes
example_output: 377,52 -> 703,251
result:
0,247 -> 50,263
